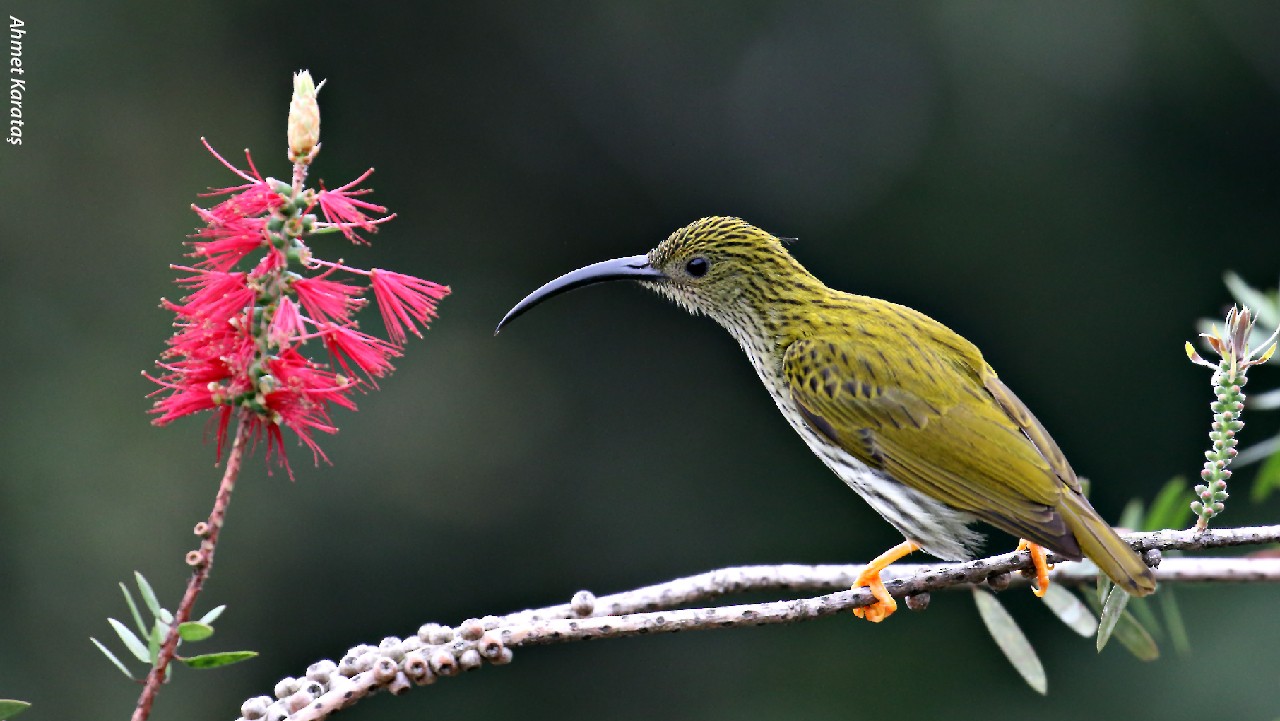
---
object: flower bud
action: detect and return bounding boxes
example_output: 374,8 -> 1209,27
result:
288,70 -> 321,163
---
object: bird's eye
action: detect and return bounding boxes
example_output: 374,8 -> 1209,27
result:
686,257 -> 710,278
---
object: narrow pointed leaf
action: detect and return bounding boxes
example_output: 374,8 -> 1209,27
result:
108,618 -> 151,663
198,605 -> 227,625
134,571 -> 163,619
120,583 -> 147,638
1096,574 -> 1112,605
1096,586 -> 1130,652
972,588 -> 1047,695
1040,584 -> 1097,638
1158,589 -> 1192,656
149,622 -> 164,664
1144,477 -> 1192,531
178,650 -> 258,669
91,637 -> 137,679
1250,449 -> 1280,503
178,622 -> 215,642
1108,609 -> 1160,661
0,700 -> 31,720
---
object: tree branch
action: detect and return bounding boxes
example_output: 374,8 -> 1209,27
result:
136,416 -> 250,721
235,525 -> 1280,721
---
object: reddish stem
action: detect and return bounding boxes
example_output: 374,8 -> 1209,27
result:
131,415 -> 251,721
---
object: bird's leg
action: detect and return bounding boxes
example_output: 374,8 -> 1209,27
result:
1016,539 -> 1052,598
852,540 -> 920,622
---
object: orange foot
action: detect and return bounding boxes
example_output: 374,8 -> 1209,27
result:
1016,539 -> 1053,598
852,540 -> 920,622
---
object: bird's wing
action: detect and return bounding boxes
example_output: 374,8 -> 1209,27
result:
782,335 -> 1077,551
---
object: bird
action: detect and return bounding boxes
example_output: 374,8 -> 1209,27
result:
496,216 -> 1156,621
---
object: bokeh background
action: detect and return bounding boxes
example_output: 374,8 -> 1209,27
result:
3,1 -> 1280,719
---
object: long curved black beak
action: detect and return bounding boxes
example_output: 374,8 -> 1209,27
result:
495,254 -> 666,333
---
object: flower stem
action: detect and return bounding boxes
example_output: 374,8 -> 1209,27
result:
131,413 -> 251,721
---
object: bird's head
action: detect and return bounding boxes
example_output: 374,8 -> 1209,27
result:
496,216 -> 818,333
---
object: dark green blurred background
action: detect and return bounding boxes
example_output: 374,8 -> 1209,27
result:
3,1 -> 1280,719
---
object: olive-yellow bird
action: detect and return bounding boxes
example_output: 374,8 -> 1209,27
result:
497,216 -> 1155,621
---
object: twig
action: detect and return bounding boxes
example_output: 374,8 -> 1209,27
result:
239,524 -> 1280,721
134,415 -> 250,721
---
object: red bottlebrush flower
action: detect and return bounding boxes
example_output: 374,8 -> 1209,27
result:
198,138 -> 284,224
188,211 -> 269,272
322,323 -> 400,384
292,269 -> 367,324
370,269 -> 450,345
268,296 -> 306,348
147,318 -> 251,428
151,132 -> 448,477
163,268 -> 255,326
315,168 -> 394,243
257,348 -> 358,474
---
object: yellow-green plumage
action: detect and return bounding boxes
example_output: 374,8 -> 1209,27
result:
499,216 -> 1156,597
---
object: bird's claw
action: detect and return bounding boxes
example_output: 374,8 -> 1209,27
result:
852,571 -> 898,623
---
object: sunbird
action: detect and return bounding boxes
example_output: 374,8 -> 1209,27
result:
497,216 -> 1156,621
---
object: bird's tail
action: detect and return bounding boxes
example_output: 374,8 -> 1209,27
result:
1058,491 -> 1157,597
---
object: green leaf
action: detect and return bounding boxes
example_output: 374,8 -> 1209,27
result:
198,605 -> 227,625
134,571 -> 163,619
1158,588 -> 1192,656
178,622 -> 214,642
1144,477 -> 1192,532
0,700 -> 31,720
91,637 -> 137,679
1086,589 -> 1159,660
1096,574 -> 1112,605
178,650 -> 258,669
1251,448 -> 1280,503
972,588 -> 1047,695
1117,498 -> 1144,536
1040,584 -> 1098,638
120,582 -> 147,638
1107,608 -> 1160,661
1095,585 -> 1131,652
149,622 -> 164,664
108,618 -> 151,663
